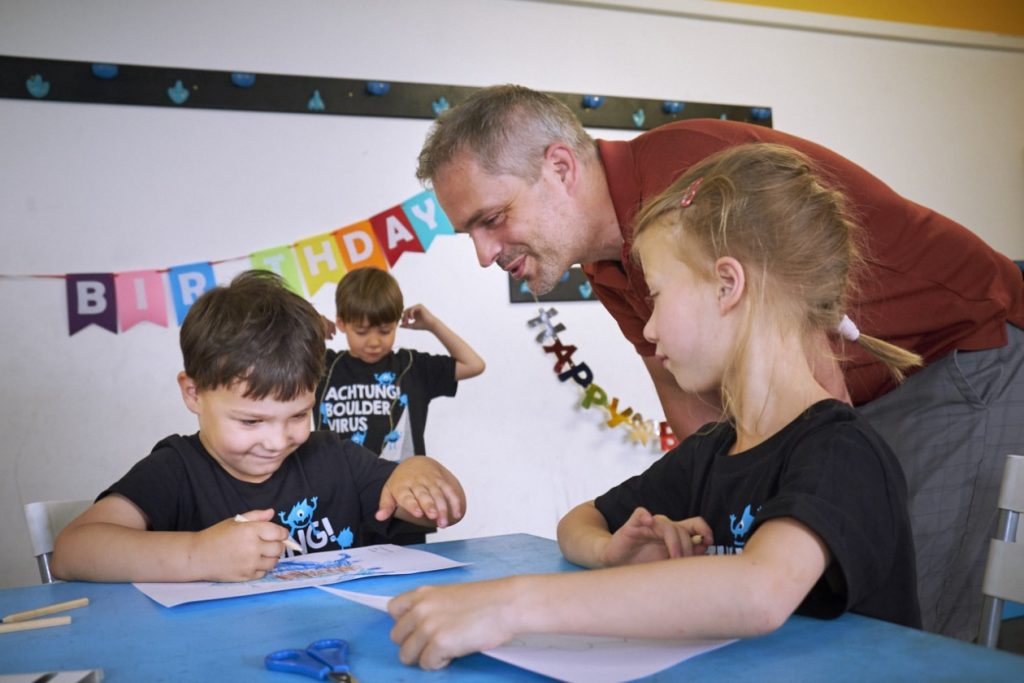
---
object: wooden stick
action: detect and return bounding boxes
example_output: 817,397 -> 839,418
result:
0,615 -> 71,634
2,597 -> 89,623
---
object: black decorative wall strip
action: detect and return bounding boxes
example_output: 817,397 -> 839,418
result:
0,54 -> 772,130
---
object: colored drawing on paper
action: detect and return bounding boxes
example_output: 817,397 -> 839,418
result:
264,553 -> 382,582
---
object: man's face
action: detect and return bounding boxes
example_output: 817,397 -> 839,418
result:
432,151 -> 585,296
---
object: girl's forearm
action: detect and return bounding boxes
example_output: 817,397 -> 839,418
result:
556,502 -> 612,568
509,555 -> 781,640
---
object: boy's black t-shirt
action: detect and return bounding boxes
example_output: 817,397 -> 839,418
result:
594,400 -> 921,629
99,431 -> 398,554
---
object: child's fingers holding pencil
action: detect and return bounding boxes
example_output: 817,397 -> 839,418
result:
233,514 -> 302,553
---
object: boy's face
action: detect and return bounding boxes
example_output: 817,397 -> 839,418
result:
177,373 -> 314,484
337,317 -> 398,364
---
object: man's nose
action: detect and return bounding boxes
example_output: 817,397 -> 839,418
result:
469,229 -> 500,268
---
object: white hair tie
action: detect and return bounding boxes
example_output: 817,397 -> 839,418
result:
838,315 -> 860,342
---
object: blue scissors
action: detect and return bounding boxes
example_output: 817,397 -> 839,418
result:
265,638 -> 357,682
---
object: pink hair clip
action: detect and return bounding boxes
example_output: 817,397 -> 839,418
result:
680,177 -> 703,207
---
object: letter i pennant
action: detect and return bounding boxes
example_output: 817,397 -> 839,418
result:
115,270 -> 168,331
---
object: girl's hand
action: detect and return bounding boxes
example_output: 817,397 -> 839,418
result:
388,581 -> 517,669
192,508 -> 288,582
600,508 -> 712,566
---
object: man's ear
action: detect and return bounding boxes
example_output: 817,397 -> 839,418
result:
336,318 -> 347,333
714,257 -> 746,314
177,372 -> 201,415
544,143 -> 579,192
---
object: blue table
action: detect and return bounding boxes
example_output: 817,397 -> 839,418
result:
1,533 -> 1021,681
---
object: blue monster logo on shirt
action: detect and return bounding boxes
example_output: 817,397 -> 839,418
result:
279,496 -> 318,536
375,371 -> 397,385
336,527 -> 354,548
729,504 -> 757,547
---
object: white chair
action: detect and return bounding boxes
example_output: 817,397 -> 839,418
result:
978,454 -> 1024,648
23,499 -> 93,583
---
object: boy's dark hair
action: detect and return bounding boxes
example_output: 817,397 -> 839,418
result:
180,270 -> 325,400
334,267 -> 404,326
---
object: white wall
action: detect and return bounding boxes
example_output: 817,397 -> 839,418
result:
1,0 -> 1022,588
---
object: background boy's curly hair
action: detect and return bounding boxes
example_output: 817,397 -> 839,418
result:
180,270 -> 325,400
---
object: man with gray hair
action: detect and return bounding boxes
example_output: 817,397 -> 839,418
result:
416,84 -> 1024,641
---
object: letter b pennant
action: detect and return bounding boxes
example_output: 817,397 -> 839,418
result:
67,273 -> 118,336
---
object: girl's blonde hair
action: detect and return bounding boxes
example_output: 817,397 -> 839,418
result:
633,143 -> 921,415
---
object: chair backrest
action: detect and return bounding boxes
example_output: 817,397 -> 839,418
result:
978,454 -> 1024,647
23,499 -> 93,583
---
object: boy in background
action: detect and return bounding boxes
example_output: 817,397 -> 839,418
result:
318,267 -> 484,545
52,270 -> 465,583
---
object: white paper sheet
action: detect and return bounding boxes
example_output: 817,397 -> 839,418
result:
319,586 -> 736,683
133,544 -> 468,608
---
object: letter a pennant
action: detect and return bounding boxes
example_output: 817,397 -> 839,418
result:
370,206 -> 424,267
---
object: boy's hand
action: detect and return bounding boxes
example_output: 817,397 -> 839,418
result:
376,457 -> 466,528
400,304 -> 436,331
193,508 -> 291,582
320,314 -> 338,340
389,580 -> 516,670
600,508 -> 712,566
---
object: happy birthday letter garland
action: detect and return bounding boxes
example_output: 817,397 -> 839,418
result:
528,307 -> 678,452
62,190 -> 452,336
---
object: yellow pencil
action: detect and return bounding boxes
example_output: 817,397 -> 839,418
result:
0,616 -> 71,634
233,514 -> 303,552
2,597 -> 89,623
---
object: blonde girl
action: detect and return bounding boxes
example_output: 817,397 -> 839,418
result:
387,143 -> 922,670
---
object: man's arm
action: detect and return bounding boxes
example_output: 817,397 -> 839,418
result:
641,355 -> 723,439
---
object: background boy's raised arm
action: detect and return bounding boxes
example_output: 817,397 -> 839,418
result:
401,303 -> 485,380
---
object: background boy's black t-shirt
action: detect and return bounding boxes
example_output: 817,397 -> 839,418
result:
595,400 -> 921,629
316,348 -> 457,457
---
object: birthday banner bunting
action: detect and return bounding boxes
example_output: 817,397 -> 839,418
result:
57,190 -> 452,336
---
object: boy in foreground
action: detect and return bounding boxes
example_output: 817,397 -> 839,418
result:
52,270 -> 466,582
